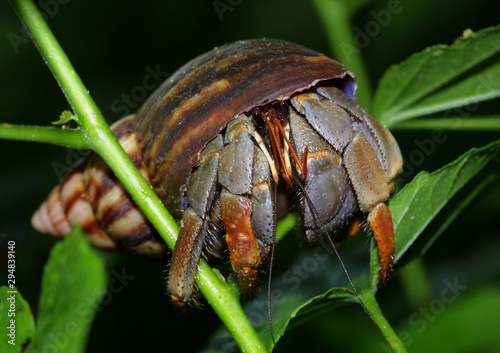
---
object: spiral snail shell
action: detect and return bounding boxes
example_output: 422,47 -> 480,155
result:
32,39 -> 403,306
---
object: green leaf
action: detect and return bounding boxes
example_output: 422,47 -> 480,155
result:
395,285 -> 500,352
420,172 -> 499,254
26,227 -> 107,353
52,110 -> 78,125
388,115 -> 500,131
205,288 -> 358,352
260,287 -> 358,350
0,287 -> 35,352
368,140 -> 500,289
266,140 -> 500,350
389,140 -> 500,266
206,140 -> 500,351
202,245 -> 363,353
374,25 -> 500,127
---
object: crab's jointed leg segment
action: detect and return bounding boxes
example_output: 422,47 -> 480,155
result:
368,203 -> 395,285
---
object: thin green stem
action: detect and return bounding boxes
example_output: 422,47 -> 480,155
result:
12,0 -> 178,251
311,0 -> 372,110
366,238 -> 405,352
388,117 -> 500,131
196,261 -> 265,352
12,1 -> 266,351
0,124 -> 89,149
276,213 -> 297,243
361,290 -> 407,353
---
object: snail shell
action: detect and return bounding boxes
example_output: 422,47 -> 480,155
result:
32,39 -> 402,305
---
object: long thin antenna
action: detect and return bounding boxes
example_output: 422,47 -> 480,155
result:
293,176 -> 379,328
267,180 -> 278,348
267,242 -> 276,346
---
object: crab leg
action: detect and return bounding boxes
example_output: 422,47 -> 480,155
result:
221,190 -> 261,293
167,135 -> 222,306
218,115 -> 263,295
343,133 -> 395,284
368,203 -> 395,285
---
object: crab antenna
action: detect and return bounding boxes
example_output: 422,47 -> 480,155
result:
267,241 -> 277,347
291,175 -> 379,329
266,180 -> 279,348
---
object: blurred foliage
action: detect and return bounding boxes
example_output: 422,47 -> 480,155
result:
1,0 -> 499,352
25,227 -> 106,353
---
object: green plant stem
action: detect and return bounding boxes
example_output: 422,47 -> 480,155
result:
12,1 -> 266,351
196,261 -> 265,352
0,124 -> 89,149
275,213 -> 296,243
311,0 -> 372,109
361,290 -> 407,352
389,117 -> 500,130
12,0 -> 178,252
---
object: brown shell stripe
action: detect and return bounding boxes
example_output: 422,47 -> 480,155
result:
133,39 -> 355,218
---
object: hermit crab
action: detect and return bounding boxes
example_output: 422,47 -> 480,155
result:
32,39 -> 403,306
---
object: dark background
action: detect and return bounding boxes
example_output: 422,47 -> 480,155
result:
1,0 -> 499,352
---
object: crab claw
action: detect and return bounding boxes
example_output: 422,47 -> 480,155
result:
368,203 -> 395,285
221,190 -> 261,296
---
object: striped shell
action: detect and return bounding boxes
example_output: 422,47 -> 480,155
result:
33,116 -> 169,258
33,39 -> 356,257
32,39 -> 402,305
133,39 -> 356,220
